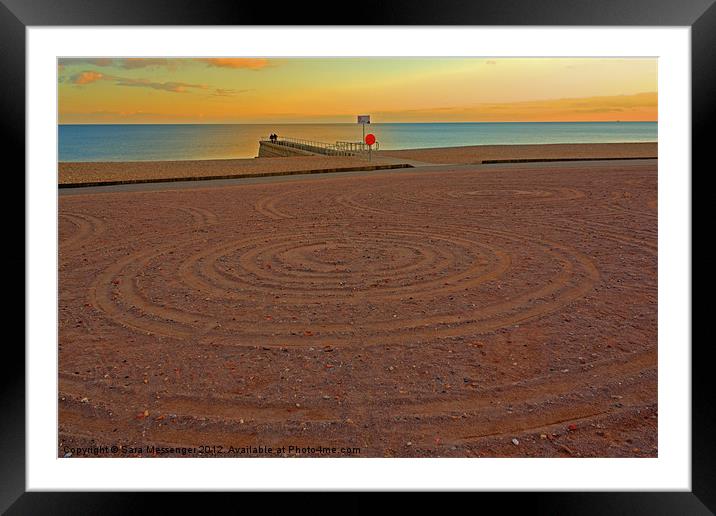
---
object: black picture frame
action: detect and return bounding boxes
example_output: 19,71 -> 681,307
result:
5,0 -> 706,512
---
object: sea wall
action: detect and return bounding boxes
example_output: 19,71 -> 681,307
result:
258,141 -> 319,158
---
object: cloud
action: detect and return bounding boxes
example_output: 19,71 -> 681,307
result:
59,58 -> 174,69
211,88 -> 251,97
59,110 -> 188,123
58,57 -> 274,72
118,59 -> 175,69
59,58 -> 112,67
199,58 -> 270,70
70,71 -> 105,85
551,92 -> 657,110
68,70 -> 207,92
113,77 -> 207,92
373,92 -> 657,122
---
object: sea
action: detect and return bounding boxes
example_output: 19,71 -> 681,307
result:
58,122 -> 657,162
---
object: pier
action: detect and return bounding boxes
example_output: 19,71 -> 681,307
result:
258,136 -> 377,158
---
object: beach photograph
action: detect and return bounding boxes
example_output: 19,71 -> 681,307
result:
58,57 -> 657,458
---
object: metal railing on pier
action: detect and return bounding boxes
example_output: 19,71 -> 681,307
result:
335,140 -> 380,153
263,136 -> 379,157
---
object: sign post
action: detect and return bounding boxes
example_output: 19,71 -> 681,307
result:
358,115 -> 373,161
365,133 -> 376,162
357,115 -> 370,143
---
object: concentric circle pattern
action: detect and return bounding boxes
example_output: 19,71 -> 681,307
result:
87,221 -> 599,347
59,160 -> 657,457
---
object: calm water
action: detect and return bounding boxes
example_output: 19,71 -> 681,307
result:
58,122 -> 657,162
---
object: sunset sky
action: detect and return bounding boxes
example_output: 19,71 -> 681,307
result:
58,57 -> 657,124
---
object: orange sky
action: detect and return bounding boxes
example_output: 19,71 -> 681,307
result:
58,57 -> 657,124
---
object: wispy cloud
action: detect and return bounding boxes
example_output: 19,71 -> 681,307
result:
59,57 -> 274,73
69,70 -> 207,93
198,58 -> 271,70
113,77 -> 207,93
119,59 -> 176,69
60,110 -> 189,123
59,58 -> 176,69
373,92 -> 657,122
211,88 -> 252,97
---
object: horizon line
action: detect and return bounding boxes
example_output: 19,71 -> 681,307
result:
58,120 -> 658,126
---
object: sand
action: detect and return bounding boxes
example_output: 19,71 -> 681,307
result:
59,143 -> 657,186
378,142 -> 657,164
59,155 -> 383,186
58,158 -> 657,457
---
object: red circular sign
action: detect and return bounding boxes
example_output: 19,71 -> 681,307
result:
365,133 -> 376,146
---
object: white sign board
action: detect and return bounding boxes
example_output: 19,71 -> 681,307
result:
357,115 -> 370,124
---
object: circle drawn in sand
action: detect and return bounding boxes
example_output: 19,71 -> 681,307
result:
89,220 -> 599,347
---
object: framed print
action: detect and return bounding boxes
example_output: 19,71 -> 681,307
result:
6,0 -> 708,512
